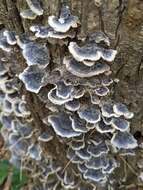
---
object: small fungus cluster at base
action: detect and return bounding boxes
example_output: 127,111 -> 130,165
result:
0,4 -> 139,190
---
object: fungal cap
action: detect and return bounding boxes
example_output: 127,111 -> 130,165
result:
15,34 -> 31,50
96,120 -> 115,133
101,103 -> 115,118
67,147 -> 83,164
3,30 -> 16,45
90,92 -> 100,105
83,60 -> 95,66
28,144 -> 42,160
113,103 -> 134,119
20,9 -> 37,20
56,80 -> 73,99
30,25 -> 53,38
59,5 -> 71,22
84,169 -> 106,182
101,77 -> 113,86
48,15 -> 78,33
85,155 -> 109,170
111,131 -> 138,149
3,99 -> 13,114
87,141 -> 109,157
68,42 -> 101,62
22,42 -> 49,67
100,48 -> 117,62
26,0 -> 43,15
95,86 -> 109,96
48,113 -> 81,138
76,146 -> 91,160
0,114 -> 13,131
64,57 -> 110,78
102,158 -> 118,174
78,163 -> 87,173
111,117 -> 130,132
0,39 -> 11,52
65,99 -> 80,111
48,87 -> 73,105
38,132 -> 53,142
70,115 -> 88,133
19,65 -> 46,93
78,106 -> 101,124
8,133 -> 20,145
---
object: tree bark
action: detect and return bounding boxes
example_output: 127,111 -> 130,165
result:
0,0 -> 143,189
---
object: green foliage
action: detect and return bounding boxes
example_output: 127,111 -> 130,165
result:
0,160 -> 9,184
0,159 -> 28,189
11,167 -> 28,190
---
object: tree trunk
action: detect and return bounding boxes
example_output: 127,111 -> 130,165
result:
0,0 -> 143,190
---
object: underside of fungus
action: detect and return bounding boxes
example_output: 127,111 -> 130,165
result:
0,4 -> 139,190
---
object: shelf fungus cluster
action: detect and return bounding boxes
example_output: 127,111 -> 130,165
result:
0,5 -> 138,190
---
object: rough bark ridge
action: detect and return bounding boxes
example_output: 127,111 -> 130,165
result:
0,0 -> 143,190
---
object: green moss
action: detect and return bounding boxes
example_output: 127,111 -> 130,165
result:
11,167 -> 28,190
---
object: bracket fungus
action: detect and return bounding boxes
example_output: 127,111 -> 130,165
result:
68,42 -> 117,62
38,132 -> 53,142
12,121 -> 33,138
84,169 -> 106,182
65,99 -> 80,111
0,31 -> 11,52
0,113 -> 13,131
78,163 -> 87,173
78,106 -> 101,124
48,6 -> 78,33
111,117 -> 130,132
28,144 -> 42,160
10,138 -> 29,156
85,154 -> 109,170
102,158 -> 118,174
95,86 -> 110,97
64,57 -> 110,78
3,30 -> 16,45
0,5 -> 139,190
87,141 -> 109,157
101,102 -> 116,118
19,65 -> 48,93
48,113 -> 81,138
22,42 -> 50,67
68,42 -> 101,62
20,9 -> 37,20
48,87 -> 73,105
30,25 -> 54,38
8,132 -> 21,145
26,0 -> 43,16
96,120 -> 115,133
30,25 -> 75,39
113,103 -> 134,119
55,80 -> 73,99
70,115 -> 88,133
111,131 -> 138,149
